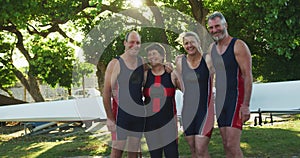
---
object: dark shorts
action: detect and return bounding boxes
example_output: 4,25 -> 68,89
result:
112,109 -> 145,140
182,104 -> 214,138
217,102 -> 243,130
144,117 -> 178,157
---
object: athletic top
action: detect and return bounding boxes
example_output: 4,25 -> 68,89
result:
143,70 -> 177,130
181,55 -> 213,136
182,55 -> 210,106
211,38 -> 244,129
112,56 -> 145,119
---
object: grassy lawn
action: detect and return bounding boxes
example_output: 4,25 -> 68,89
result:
0,115 -> 299,158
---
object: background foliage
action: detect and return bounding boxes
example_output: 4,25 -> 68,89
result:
0,0 -> 299,101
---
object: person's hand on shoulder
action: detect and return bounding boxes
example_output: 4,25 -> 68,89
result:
164,62 -> 173,73
175,54 -> 184,64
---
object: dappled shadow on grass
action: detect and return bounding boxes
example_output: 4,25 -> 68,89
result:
0,126 -> 111,158
1,118 -> 300,157
208,124 -> 300,158
241,127 -> 300,157
36,132 -> 111,158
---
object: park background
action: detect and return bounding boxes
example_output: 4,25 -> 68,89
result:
0,0 -> 299,101
0,0 -> 299,157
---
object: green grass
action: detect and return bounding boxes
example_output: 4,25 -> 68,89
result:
1,115 -> 300,158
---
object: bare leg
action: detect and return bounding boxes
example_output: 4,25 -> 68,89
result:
111,140 -> 126,158
219,127 -> 243,158
185,135 -> 196,158
127,136 -> 141,158
195,135 -> 211,158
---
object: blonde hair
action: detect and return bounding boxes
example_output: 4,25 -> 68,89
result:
176,31 -> 201,45
176,31 -> 203,53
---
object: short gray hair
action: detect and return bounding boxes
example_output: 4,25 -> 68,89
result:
207,11 -> 227,25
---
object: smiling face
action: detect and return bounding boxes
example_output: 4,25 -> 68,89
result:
207,17 -> 227,41
145,43 -> 165,67
124,31 -> 141,56
147,49 -> 164,67
183,36 -> 200,55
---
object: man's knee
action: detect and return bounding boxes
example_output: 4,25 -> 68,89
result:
111,148 -> 124,158
224,140 -> 241,154
195,143 -> 209,156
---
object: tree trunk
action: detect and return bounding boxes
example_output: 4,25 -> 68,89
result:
96,61 -> 106,95
188,0 -> 208,26
5,24 -> 45,102
14,68 -> 44,102
26,73 -> 45,102
146,0 -> 170,61
188,0 -> 212,52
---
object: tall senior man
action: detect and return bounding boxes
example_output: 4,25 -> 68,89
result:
103,31 -> 146,158
207,11 -> 253,158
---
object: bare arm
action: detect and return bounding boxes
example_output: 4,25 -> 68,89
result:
103,59 -> 119,131
234,39 -> 253,122
143,70 -> 148,87
209,73 -> 215,113
205,44 -> 216,117
171,69 -> 182,90
205,43 -> 216,75
205,44 -> 216,96
175,55 -> 184,92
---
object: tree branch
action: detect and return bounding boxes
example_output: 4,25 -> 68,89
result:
56,25 -> 76,44
0,85 -> 14,98
1,24 -> 32,62
188,0 -> 208,25
27,23 -> 49,38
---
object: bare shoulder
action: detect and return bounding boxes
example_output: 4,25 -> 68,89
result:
106,58 -> 120,73
107,58 -> 118,66
235,39 -> 247,47
234,39 -> 252,68
207,43 -> 215,54
234,39 -> 251,55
